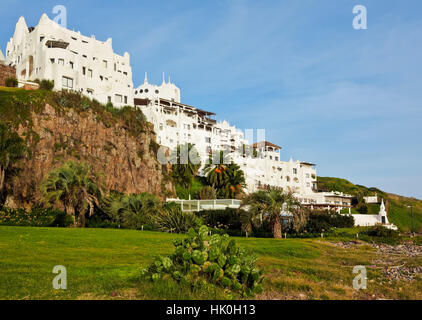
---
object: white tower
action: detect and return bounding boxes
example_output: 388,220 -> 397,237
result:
379,199 -> 389,224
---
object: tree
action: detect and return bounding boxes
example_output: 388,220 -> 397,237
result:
240,187 -> 301,238
223,162 -> 246,199
101,192 -> 161,229
170,143 -> 201,188
199,186 -> 217,200
40,161 -> 103,227
204,151 -> 245,198
204,150 -> 230,191
0,123 -> 27,205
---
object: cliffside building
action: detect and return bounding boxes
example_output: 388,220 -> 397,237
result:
5,14 -> 134,107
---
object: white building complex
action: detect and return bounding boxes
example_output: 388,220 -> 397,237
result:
133,77 -> 351,209
5,14 -> 134,107
3,14 -> 359,212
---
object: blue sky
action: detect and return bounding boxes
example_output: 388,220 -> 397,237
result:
1,0 -> 422,199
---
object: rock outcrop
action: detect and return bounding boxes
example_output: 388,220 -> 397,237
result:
4,95 -> 174,209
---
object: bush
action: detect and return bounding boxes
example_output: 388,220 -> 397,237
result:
0,206 -> 70,227
5,77 -> 18,87
199,186 -> 217,200
153,202 -> 201,233
356,203 -> 368,214
39,79 -> 54,91
101,192 -> 161,230
142,225 -> 264,297
198,208 -> 242,232
361,225 -> 401,244
304,211 -> 354,233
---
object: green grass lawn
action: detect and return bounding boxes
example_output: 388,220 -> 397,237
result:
1,226 -> 421,300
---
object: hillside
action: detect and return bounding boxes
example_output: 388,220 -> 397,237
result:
0,87 -> 174,209
318,177 -> 422,232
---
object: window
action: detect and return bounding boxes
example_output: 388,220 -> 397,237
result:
62,76 -> 73,89
115,94 -> 123,103
140,89 -> 143,93
87,89 -> 94,95
155,89 -> 159,94
82,67 -> 86,75
107,96 -> 111,103
50,58 -> 55,64
269,156 -> 273,160
103,60 -> 107,68
293,168 -> 297,174
159,123 -> 163,130
40,36 -> 45,42
205,137 -> 211,144
123,71 -> 127,76
100,76 -> 103,81
71,37 -> 77,41
124,96 -> 127,104
88,69 -> 92,78
145,89 -> 149,93
58,59 -> 64,66
135,91 -> 138,95
306,173 -> 310,179
69,61 -> 74,69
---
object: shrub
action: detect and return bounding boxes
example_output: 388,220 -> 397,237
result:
356,203 -> 368,214
39,79 -> 54,91
198,208 -> 242,232
101,192 -> 161,230
5,77 -> 18,87
142,225 -> 264,297
153,202 -> 201,233
361,225 -> 401,244
0,206 -> 70,227
304,210 -> 354,233
199,186 -> 217,200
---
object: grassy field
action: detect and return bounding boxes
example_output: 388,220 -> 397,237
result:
1,226 -> 421,300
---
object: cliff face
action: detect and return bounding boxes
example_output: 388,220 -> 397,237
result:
2,90 -> 174,209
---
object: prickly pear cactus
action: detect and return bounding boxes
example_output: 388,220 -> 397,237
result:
142,225 -> 264,297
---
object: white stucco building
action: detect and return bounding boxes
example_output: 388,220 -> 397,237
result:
134,78 -> 339,204
352,200 -> 397,230
5,14 -> 134,107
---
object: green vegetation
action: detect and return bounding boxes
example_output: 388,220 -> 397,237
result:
241,188 -> 300,238
304,210 -> 355,234
143,225 -> 264,297
34,79 -> 55,91
175,176 -> 207,200
170,143 -> 201,189
0,122 -> 27,204
5,77 -> 18,88
318,177 -> 422,232
203,151 -> 246,199
40,161 -> 103,227
1,226 -> 421,300
152,202 -> 201,233
0,206 -> 72,227
101,192 -> 162,230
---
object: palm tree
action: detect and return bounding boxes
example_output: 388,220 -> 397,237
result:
40,161 -> 103,227
222,162 -> 246,199
170,143 -> 201,188
102,193 -> 161,229
240,187 -> 301,238
0,123 -> 27,205
204,150 -> 230,194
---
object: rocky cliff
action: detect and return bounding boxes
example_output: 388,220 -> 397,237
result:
0,89 -> 174,209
